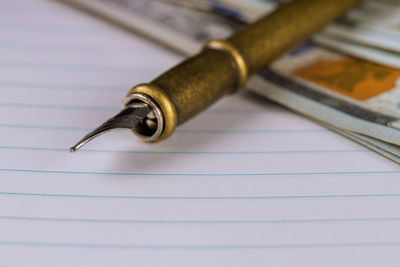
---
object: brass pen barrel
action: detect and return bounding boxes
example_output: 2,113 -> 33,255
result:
227,0 -> 363,72
129,0 -> 362,141
70,0 -> 363,151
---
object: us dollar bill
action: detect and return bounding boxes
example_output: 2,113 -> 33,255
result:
251,46 -> 400,148
167,0 -> 400,68
320,1 -> 400,53
58,0 -> 242,55
57,0 -> 400,163
312,33 -> 400,69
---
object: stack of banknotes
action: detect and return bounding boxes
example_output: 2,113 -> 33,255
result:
59,0 -> 400,163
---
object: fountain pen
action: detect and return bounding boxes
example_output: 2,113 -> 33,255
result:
70,0 -> 363,152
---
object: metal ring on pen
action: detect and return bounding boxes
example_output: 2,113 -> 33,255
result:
124,92 -> 165,142
127,83 -> 177,142
205,40 -> 248,92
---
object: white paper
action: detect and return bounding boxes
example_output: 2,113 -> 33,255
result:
1,0 -> 400,266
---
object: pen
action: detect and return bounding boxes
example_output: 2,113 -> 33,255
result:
70,0 -> 363,152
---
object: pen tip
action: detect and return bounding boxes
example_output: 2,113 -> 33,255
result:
69,104 -> 151,153
69,142 -> 84,152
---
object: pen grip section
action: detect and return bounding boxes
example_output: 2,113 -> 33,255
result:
151,49 -> 238,125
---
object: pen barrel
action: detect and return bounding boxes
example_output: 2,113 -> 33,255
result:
228,0 -> 363,73
152,49 -> 237,124
128,0 -> 364,141
129,48 -> 238,140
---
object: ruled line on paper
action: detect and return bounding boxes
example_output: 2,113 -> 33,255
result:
2,240 -> 400,250
0,21 -> 108,35
0,101 -> 286,114
0,60 -> 160,73
0,81 -> 126,91
0,40 -> 162,54
0,123 -> 328,134
2,215 -> 400,224
1,168 -> 398,177
0,27 -> 107,38
0,145 -> 369,154
0,123 -> 91,131
2,191 -> 400,200
172,129 -> 326,134
0,2 -> 79,15
0,102 -> 120,111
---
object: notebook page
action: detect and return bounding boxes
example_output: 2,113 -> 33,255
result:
1,0 -> 400,266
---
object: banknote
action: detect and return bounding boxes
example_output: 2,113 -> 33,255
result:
313,34 -> 400,69
59,0 -> 241,55
336,0 -> 400,38
164,0 -> 400,67
250,45 -> 400,145
57,0 -> 400,162
321,123 -> 400,163
319,1 -> 400,54
166,0 -> 279,22
195,0 -> 400,46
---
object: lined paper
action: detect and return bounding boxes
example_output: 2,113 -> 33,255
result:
1,0 -> 400,266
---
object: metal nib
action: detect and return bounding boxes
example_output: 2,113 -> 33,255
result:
69,103 -> 151,152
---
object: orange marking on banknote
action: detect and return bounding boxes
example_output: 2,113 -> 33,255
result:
292,57 -> 400,100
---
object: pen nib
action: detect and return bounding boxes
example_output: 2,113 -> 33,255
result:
69,103 -> 151,152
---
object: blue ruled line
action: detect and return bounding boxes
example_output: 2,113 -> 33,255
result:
0,101 -> 281,114
0,99 -> 278,114
0,168 -> 399,177
1,240 -> 400,249
1,191 -> 400,200
0,21 -> 105,35
176,129 -> 327,134
1,215 -> 400,224
0,123 -> 328,134
0,40 -> 152,54
0,60 -> 158,74
0,102 -> 119,111
0,123 -> 91,131
0,145 -> 368,155
0,81 -> 125,91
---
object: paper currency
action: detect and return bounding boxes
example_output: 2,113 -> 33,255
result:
60,0 -> 240,54
250,45 -> 400,145
312,34 -> 400,69
57,0 -> 400,163
165,0 -> 279,22
164,0 -> 400,68
319,1 -> 400,54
